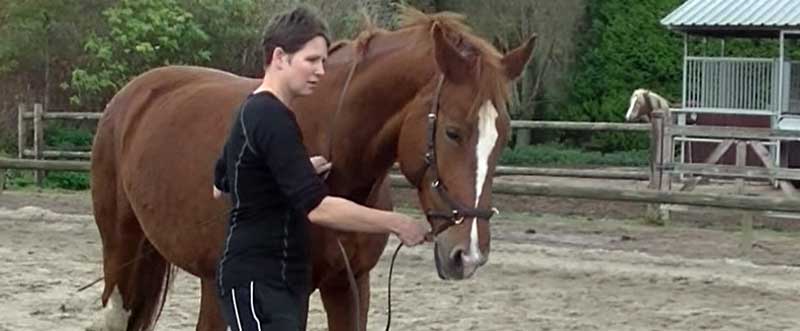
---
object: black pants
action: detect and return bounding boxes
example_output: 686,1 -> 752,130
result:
218,281 -> 308,331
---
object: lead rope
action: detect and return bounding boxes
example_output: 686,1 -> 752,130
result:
384,242 -> 404,331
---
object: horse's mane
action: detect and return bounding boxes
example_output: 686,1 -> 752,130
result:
399,6 -> 511,114
326,6 -> 512,117
634,88 -> 671,110
328,10 -> 382,59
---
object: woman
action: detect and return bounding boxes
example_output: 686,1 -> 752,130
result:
212,5 -> 428,331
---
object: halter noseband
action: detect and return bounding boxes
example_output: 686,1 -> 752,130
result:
422,74 -> 499,236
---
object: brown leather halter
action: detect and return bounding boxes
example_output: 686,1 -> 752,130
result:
330,50 -> 500,331
329,64 -> 499,237
423,74 -> 499,236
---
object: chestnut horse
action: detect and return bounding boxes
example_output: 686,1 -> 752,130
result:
89,7 -> 535,331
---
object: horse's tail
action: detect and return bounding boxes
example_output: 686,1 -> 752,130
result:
127,239 -> 174,331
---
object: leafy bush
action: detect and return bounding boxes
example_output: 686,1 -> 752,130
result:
561,0 -> 683,151
43,171 -> 90,190
499,143 -> 649,168
4,170 -> 90,191
68,0 -> 211,107
44,121 -> 93,150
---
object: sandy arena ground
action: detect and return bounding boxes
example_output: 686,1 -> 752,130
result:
1,186 -> 799,331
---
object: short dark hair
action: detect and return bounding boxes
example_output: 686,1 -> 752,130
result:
261,6 -> 331,67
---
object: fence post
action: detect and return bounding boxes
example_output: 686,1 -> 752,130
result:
736,141 -> 746,194
33,103 -> 44,188
649,112 -> 664,190
659,111 -> 674,225
736,141 -> 753,259
17,103 -> 26,159
739,212 -> 753,258
646,111 -> 667,224
515,128 -> 531,148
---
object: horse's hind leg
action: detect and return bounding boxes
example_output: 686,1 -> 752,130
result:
197,278 -> 227,331
87,178 -> 141,331
89,120 -> 174,331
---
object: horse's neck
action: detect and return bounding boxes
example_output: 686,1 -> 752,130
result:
327,32 -> 435,197
648,93 -> 669,111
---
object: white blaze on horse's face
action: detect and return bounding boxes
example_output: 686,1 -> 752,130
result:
460,100 -> 498,274
625,92 -> 641,122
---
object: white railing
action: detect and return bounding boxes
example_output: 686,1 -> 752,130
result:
684,56 -> 777,115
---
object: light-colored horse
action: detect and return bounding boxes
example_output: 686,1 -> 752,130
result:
624,88 -> 672,122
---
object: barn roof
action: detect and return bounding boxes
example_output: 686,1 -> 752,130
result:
661,0 -> 800,38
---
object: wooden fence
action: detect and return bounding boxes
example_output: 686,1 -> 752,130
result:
2,157 -> 799,213
13,104 -> 800,191
7,107 -> 800,256
13,103 -> 652,181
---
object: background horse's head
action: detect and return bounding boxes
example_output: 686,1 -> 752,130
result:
394,11 -> 536,280
625,88 -> 671,122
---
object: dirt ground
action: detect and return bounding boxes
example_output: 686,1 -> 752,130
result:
1,181 -> 800,331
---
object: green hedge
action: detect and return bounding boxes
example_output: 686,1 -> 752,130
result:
559,0 -> 684,152
500,143 -> 649,168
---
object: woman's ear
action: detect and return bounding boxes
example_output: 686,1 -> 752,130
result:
272,47 -> 288,70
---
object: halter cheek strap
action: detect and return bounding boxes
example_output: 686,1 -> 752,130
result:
421,74 -> 499,236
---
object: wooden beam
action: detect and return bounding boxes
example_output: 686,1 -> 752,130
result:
511,121 -> 650,132
22,112 -> 103,120
670,125 -> 800,141
0,157 -> 90,172
492,166 -> 649,180
390,165 -> 650,181
664,163 -> 800,181
702,139 -> 734,164
736,141 -> 746,193
22,150 -> 91,159
749,142 -> 797,197
33,103 -> 44,187
387,175 -> 800,213
739,212 -> 754,257
17,104 -> 26,159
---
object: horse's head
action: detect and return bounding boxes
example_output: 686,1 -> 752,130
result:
396,16 -> 536,280
625,89 -> 653,122
625,88 -> 673,123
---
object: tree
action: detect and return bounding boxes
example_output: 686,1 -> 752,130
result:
68,0 -> 211,107
0,0 -> 113,106
563,0 -> 684,151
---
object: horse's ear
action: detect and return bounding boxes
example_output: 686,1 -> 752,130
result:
501,33 -> 537,80
432,23 -> 474,84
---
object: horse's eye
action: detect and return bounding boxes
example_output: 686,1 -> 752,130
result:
445,128 -> 461,141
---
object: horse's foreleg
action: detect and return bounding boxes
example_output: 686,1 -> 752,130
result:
319,271 -> 371,331
197,278 -> 227,331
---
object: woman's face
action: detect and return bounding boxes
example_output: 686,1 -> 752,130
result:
284,36 -> 328,97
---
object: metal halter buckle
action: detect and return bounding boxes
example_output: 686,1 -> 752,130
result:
452,210 -> 464,224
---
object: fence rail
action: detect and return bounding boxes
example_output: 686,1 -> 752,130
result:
388,175 -> 800,213
3,157 -> 798,214
510,120 -> 650,132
